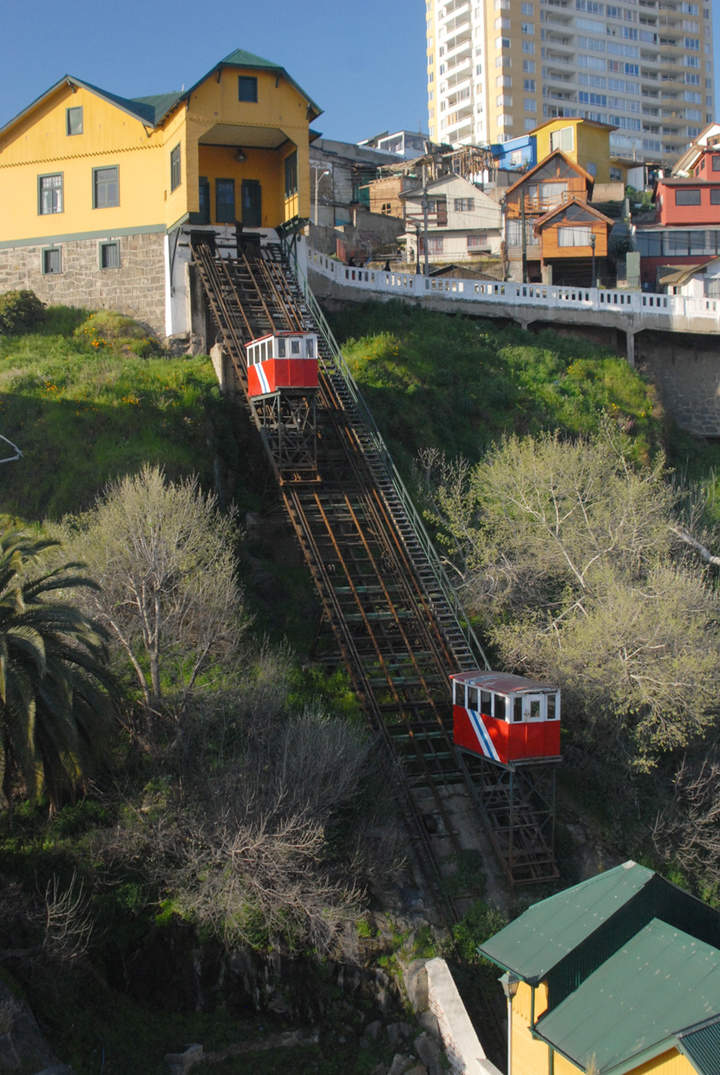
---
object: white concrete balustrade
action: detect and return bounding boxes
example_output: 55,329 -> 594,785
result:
303,245 -> 720,330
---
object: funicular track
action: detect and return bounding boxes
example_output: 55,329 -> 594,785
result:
192,235 -> 558,902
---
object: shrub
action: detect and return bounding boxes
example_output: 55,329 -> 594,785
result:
73,310 -> 161,357
0,290 -> 46,334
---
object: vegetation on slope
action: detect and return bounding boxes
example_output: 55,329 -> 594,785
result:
0,301 -> 411,1074
0,305 -> 249,522
330,300 -> 662,469
331,300 -> 720,904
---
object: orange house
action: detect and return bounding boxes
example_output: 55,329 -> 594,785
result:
534,200 -> 613,286
503,151 -> 594,281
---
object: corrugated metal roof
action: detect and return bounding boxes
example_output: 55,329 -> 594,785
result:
131,93 -> 183,125
677,1016 -> 720,1075
478,861 -> 653,980
450,670 -> 556,693
534,919 -> 720,1073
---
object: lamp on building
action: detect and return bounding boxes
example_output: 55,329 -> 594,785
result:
235,148 -> 247,162
500,972 -> 520,1075
311,165 -> 331,226
590,232 -> 597,289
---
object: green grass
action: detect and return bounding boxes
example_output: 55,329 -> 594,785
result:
329,301 -> 662,471
0,306 -> 248,522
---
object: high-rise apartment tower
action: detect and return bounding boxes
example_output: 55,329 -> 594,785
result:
426,0 -> 714,162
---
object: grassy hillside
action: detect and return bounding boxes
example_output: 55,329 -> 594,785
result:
0,306 -> 256,523
329,301 -> 661,466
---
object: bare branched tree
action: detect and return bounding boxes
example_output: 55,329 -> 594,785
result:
653,754 -> 720,883
58,465 -> 248,712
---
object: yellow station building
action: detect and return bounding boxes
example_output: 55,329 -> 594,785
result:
0,49 -> 320,339
479,862 -> 720,1075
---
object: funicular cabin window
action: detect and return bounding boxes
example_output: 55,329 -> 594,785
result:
528,697 -> 542,720
454,681 -> 465,705
305,338 -> 315,358
481,690 -> 492,714
513,697 -> 523,722
277,338 -> 286,357
547,694 -> 558,719
495,695 -> 507,721
291,339 -> 301,355
468,686 -> 479,710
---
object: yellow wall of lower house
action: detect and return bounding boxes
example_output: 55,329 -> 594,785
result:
534,120 -> 612,183
195,145 -> 285,227
0,83 -> 188,243
577,126 -> 613,184
511,982 -> 698,1075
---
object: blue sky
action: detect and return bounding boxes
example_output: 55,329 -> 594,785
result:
1,0 -> 718,143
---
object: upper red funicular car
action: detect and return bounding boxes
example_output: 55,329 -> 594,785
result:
246,331 -> 319,398
450,670 -> 561,766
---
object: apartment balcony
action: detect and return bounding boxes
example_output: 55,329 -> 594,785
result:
544,89 -> 578,103
541,30 -> 574,49
446,65 -> 472,89
446,29 -> 472,55
542,48 -> 573,63
542,10 -> 574,25
446,53 -> 472,77
439,0 -> 470,21
543,69 -> 575,84
443,12 -> 471,35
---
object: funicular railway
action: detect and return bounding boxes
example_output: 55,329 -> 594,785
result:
191,230 -> 559,911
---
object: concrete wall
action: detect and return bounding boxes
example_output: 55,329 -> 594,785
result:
636,331 -> 720,437
405,958 -> 503,1075
0,230 -> 166,335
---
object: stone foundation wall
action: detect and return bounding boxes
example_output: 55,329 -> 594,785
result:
0,231 -> 166,337
636,333 -> 720,437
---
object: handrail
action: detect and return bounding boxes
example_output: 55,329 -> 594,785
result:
295,261 -> 490,671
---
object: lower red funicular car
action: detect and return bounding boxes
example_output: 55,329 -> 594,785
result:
246,332 -> 319,397
450,670 -> 561,766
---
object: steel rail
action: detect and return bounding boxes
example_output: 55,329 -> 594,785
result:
192,238 -> 559,892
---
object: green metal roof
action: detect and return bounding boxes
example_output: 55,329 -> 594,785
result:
130,93 -> 183,125
478,861 -> 654,982
534,918 -> 720,1074
677,1016 -> 720,1075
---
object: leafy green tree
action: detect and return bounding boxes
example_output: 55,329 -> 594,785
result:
426,427 -> 720,771
0,530 -> 116,809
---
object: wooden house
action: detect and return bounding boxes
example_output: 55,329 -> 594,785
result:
503,152 -> 594,281
534,200 -> 613,286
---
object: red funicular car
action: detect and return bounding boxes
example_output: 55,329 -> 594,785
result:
450,670 -> 561,766
246,332 -> 319,397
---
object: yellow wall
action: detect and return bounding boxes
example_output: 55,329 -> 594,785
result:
510,981 -> 698,1075
0,83 -> 177,242
196,145 -> 285,228
533,120 -> 615,183
0,62 -> 314,244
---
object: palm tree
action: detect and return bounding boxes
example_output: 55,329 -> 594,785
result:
0,529 -> 117,810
